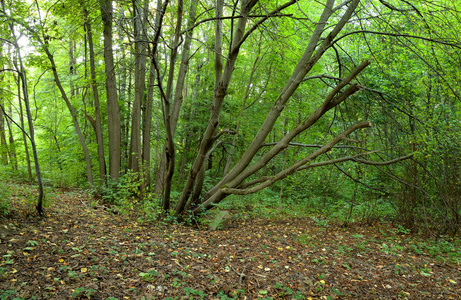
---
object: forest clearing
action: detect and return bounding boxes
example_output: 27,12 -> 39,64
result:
0,182 -> 460,299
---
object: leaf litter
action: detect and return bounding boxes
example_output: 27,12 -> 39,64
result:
0,184 -> 460,299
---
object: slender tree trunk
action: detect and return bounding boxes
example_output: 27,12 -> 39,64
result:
69,40 -> 76,97
3,0 -> 44,214
123,66 -> 133,172
149,0 -> 175,211
14,73 -> 31,177
99,0 -> 121,181
142,62 -> 155,190
84,8 -> 106,184
0,72 -> 8,165
0,46 -> 6,165
6,103 -> 18,171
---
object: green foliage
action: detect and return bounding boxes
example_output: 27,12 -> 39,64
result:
0,288 -> 35,300
183,286 -> 207,298
0,181 -> 11,216
139,269 -> 158,282
72,287 -> 96,298
94,171 -> 143,213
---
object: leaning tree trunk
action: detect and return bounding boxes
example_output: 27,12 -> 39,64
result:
171,0 -> 372,215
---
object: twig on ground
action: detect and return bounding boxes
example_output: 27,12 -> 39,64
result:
226,257 -> 247,284
173,259 -> 184,269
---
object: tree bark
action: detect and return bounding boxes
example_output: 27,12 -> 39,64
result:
142,61 -> 155,190
84,8 -> 106,185
0,97 -> 7,165
0,55 -> 8,165
128,0 -> 149,176
14,73 -> 30,177
99,0 -> 121,181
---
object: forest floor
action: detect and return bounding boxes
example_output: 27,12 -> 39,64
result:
0,183 -> 460,299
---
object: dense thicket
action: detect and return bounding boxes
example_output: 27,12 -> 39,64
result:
0,0 -> 460,233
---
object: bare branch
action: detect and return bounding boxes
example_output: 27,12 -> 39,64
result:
302,74 -> 342,82
0,104 -> 31,141
352,154 -> 414,166
182,13 -> 292,34
378,0 -> 411,13
221,121 -> 372,195
261,142 -> 369,151
334,30 -> 461,49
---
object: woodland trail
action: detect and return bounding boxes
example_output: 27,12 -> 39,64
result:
0,184 -> 460,299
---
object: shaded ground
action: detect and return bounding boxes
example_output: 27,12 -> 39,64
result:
0,183 -> 460,299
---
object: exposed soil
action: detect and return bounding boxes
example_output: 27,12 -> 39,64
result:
0,183 -> 460,299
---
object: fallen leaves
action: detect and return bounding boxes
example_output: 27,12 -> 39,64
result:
0,184 -> 460,299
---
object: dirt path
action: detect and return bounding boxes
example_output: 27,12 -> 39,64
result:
0,185 -> 460,299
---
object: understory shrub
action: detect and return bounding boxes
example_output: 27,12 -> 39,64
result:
90,171 -> 144,214
0,181 -> 11,216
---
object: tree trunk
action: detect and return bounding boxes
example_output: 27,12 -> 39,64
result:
0,54 -> 8,165
142,61 -> 155,190
69,40 -> 77,97
175,0 -> 268,214
7,90 -> 18,171
3,0 -> 44,215
128,0 -> 149,176
181,0 -> 366,214
99,0 -> 121,181
0,98 -> 7,165
84,8 -> 106,184
14,73 -> 30,177
149,0 -> 175,211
